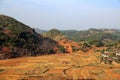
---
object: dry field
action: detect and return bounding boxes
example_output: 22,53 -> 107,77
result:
0,52 -> 120,80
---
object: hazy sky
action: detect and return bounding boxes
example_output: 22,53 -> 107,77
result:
0,0 -> 120,30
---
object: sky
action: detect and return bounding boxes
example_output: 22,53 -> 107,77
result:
0,0 -> 120,30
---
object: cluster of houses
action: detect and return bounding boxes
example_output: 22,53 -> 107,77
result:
100,48 -> 120,64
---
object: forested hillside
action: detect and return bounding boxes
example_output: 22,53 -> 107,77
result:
0,15 -> 58,59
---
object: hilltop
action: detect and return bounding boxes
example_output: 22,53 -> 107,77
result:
43,29 -> 68,41
0,15 -> 58,59
43,29 -> 79,53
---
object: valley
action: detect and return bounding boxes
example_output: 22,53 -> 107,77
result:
0,15 -> 120,80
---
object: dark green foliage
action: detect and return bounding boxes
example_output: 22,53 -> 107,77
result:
0,32 -> 10,46
89,40 -> 104,47
32,28 -> 35,33
0,15 -> 32,33
79,42 -> 90,52
18,32 -> 32,40
0,32 -> 8,38
80,47 -> 88,52
71,46 -> 76,52
48,49 -> 55,54
11,52 -> 18,58
72,46 -> 79,52
101,49 -> 105,54
59,45 -> 65,53
83,42 -> 90,47
95,41 -> 104,47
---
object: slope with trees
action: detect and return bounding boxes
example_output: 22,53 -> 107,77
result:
0,15 -> 58,59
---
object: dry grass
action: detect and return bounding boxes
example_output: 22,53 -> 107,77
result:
0,53 -> 120,80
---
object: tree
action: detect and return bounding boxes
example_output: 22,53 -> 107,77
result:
89,40 -> 104,47
48,49 -> 55,54
59,45 -> 65,53
95,41 -> 104,47
83,42 -> 90,47
32,28 -> 35,33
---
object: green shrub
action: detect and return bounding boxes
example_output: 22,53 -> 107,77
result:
89,40 -> 104,47
83,42 -> 90,47
59,45 -> 65,53
48,49 -> 55,54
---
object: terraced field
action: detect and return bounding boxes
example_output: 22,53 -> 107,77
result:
0,53 -> 120,80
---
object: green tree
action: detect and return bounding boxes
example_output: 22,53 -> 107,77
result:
59,45 -> 65,53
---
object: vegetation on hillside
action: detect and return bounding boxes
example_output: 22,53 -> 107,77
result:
0,15 -> 58,59
61,29 -> 120,44
39,28 -> 120,47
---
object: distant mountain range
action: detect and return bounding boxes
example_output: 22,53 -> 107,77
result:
0,15 -> 58,59
36,28 -> 120,44
62,28 -> 120,42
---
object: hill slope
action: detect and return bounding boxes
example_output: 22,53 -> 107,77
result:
43,29 -> 80,53
0,15 -> 58,59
